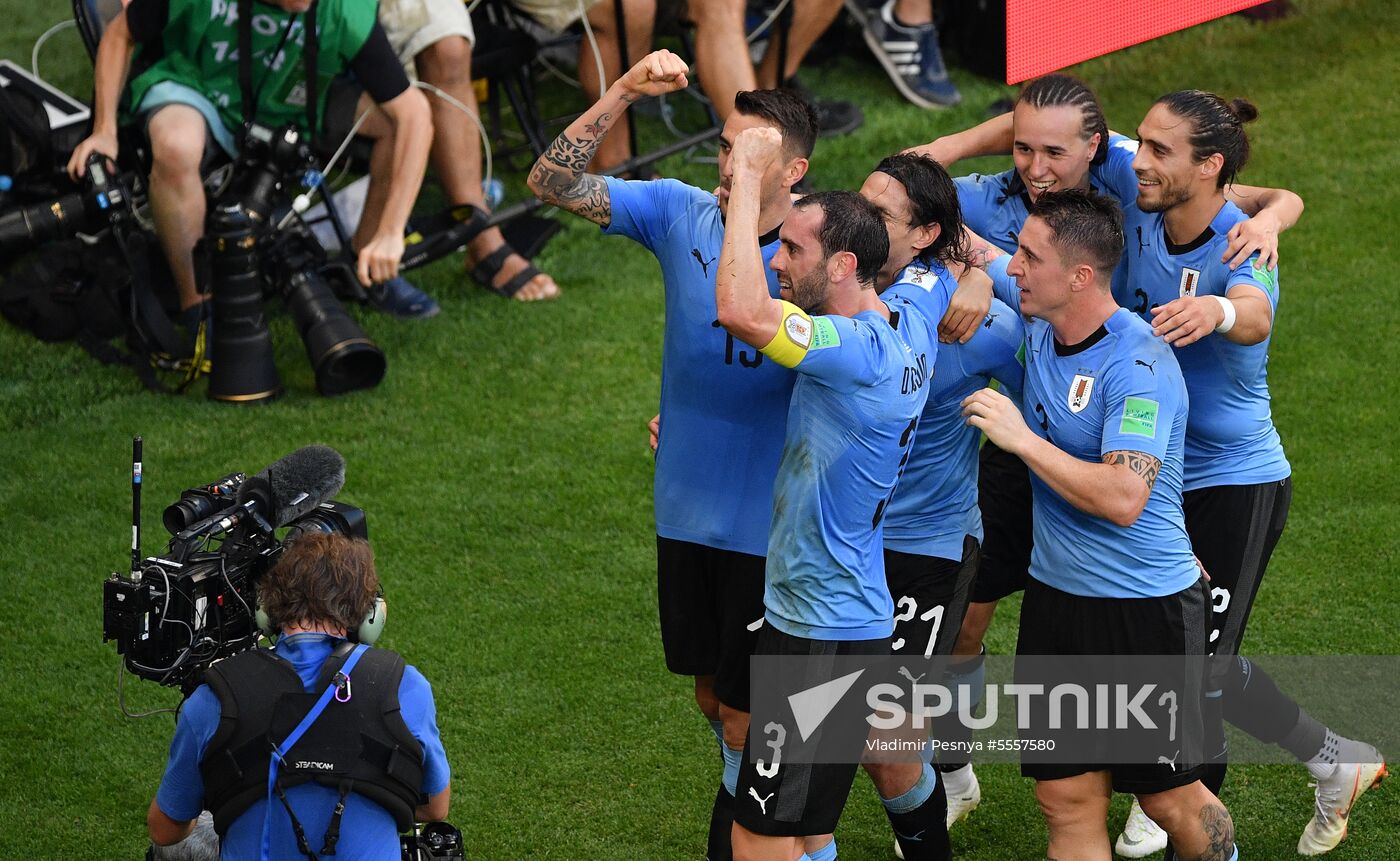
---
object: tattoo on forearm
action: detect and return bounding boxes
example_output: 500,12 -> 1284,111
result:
530,112 -> 617,223
968,244 -> 999,271
1102,450 -> 1161,492
1193,803 -> 1234,861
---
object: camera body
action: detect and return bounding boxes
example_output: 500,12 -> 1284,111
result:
0,152 -> 137,255
103,467 -> 367,694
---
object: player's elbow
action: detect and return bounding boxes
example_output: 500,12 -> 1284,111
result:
1106,488 -> 1151,527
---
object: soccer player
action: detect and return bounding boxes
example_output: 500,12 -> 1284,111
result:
860,155 -> 1023,843
904,75 -> 1309,840
914,74 -> 1302,269
1123,90 -> 1385,858
965,189 -> 1239,861
717,127 -> 952,861
526,51 -> 816,860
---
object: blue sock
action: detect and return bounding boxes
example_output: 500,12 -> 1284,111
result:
709,718 -> 742,798
935,654 -> 985,773
721,742 -> 742,796
949,655 -> 986,713
806,837 -> 838,861
883,762 -> 938,813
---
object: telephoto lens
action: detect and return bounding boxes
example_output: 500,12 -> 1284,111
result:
282,268 -> 386,395
204,202 -> 282,402
0,191 -> 89,255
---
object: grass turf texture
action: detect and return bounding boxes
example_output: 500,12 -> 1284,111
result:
2,1 -> 1398,857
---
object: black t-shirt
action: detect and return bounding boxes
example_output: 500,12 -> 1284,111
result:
124,0 -> 409,104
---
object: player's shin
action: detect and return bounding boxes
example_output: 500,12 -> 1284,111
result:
708,718 -> 745,861
881,762 -> 951,861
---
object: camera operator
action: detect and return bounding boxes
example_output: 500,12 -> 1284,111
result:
67,0 -> 438,337
146,531 -> 450,859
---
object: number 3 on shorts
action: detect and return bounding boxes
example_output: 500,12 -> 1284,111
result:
755,721 -> 787,778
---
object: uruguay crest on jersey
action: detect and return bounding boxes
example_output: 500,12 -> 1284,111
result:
1068,373 -> 1095,413
1179,267 -> 1201,298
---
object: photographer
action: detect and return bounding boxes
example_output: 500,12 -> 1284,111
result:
147,531 -> 450,859
67,0 -> 438,335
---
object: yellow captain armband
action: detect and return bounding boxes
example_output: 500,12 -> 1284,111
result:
760,301 -> 840,368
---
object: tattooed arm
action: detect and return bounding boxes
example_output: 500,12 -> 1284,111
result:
962,387 -> 1162,527
526,50 -> 690,226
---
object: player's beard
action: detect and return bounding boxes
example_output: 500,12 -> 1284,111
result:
1137,176 -> 1192,213
787,268 -> 832,314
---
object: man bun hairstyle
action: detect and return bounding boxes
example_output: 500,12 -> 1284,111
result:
258,531 -> 379,634
874,153 -> 972,269
1027,188 -> 1124,277
1017,73 -> 1110,164
734,89 -> 819,159
1155,90 -> 1258,188
794,190 -> 890,287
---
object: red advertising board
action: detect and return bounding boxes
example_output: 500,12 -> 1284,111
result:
1005,0 -> 1269,83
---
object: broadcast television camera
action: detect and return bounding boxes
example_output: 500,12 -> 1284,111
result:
104,442 -> 365,694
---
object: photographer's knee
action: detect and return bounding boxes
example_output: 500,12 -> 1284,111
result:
417,37 -> 472,87
147,107 -> 207,177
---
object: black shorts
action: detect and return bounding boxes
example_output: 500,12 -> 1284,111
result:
1015,576 -> 1210,795
656,536 -> 766,712
970,440 -> 1033,603
885,535 -> 980,659
1184,478 -> 1291,659
734,625 -> 892,837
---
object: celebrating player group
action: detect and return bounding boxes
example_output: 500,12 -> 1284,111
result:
529,50 -> 1386,861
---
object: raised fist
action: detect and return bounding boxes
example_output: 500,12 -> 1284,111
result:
732,126 -> 784,174
620,50 -> 690,99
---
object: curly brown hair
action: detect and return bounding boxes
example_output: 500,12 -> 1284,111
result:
258,532 -> 379,633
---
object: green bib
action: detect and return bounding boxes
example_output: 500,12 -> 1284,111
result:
127,0 -> 377,137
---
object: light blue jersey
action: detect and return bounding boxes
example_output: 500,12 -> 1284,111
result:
1117,200 -> 1290,490
955,134 -> 1140,254
989,257 -> 1198,599
883,295 -> 1024,560
757,282 -> 950,640
605,177 -> 794,555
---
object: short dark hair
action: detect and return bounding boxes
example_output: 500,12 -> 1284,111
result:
1027,189 -> 1124,276
734,89 -> 819,159
1155,90 -> 1259,188
874,153 -> 972,269
1017,73 -> 1110,164
793,190 -> 889,286
258,532 -> 379,633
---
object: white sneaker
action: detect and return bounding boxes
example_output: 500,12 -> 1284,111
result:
945,765 -> 981,828
1298,749 -> 1387,855
1115,796 -> 1169,858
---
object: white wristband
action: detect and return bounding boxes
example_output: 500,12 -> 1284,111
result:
1213,295 -> 1237,333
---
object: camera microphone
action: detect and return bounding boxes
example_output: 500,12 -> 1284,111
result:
240,444 -> 348,527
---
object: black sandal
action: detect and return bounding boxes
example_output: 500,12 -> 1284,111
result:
471,242 -> 551,299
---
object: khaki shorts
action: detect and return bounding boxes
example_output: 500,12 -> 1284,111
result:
379,0 -> 476,76
510,0 -> 604,33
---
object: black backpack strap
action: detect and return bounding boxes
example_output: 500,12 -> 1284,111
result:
303,1 -> 320,140
238,0 -> 256,128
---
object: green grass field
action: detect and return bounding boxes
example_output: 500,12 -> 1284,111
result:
2,1 -> 1398,857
